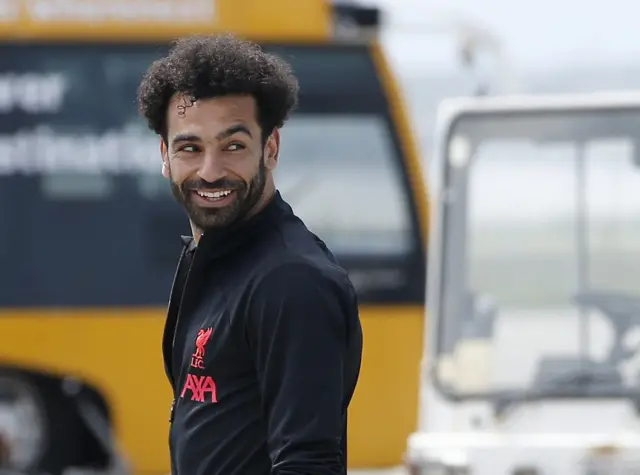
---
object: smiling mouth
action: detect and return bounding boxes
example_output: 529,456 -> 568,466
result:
192,189 -> 236,203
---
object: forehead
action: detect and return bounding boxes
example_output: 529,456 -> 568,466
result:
166,94 -> 258,136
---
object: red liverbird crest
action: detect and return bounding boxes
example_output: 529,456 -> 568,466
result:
194,328 -> 213,359
189,327 -> 215,374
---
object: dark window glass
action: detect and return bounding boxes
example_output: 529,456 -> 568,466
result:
0,43 -> 423,307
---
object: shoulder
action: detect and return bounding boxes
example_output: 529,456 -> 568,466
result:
250,215 -> 352,292
249,257 -> 354,306
243,259 -> 358,345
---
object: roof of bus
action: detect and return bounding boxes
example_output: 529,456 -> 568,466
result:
0,0 -> 348,43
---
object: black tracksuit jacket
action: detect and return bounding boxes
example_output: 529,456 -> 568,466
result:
162,191 -> 363,475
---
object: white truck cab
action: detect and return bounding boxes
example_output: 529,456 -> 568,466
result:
406,91 -> 640,475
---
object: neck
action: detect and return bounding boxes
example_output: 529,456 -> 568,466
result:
247,182 -> 276,221
191,224 -> 203,245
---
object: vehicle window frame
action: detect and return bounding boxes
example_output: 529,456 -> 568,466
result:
0,41 -> 425,307
432,106 -> 640,402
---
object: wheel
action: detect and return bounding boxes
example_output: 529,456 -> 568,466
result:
0,369 -> 111,475
0,373 -> 47,472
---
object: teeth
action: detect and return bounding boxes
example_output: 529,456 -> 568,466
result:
197,189 -> 232,200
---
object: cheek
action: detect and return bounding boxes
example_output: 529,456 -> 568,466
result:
228,153 -> 263,181
168,159 -> 196,183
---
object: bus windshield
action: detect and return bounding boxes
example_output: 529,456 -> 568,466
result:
0,43 -> 420,308
434,107 -> 640,399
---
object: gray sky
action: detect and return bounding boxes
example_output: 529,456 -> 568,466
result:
364,0 -> 640,157
372,0 -> 639,74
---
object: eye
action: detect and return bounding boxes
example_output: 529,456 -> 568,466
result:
180,145 -> 199,153
226,143 -> 246,152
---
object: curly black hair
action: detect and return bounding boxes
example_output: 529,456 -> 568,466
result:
137,34 -> 299,143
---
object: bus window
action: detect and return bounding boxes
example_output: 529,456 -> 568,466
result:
278,115 -> 410,256
0,43 -> 422,307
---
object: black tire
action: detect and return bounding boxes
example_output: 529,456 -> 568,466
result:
0,368 -> 110,475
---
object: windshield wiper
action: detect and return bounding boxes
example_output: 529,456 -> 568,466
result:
539,368 -> 622,392
492,367 -> 621,419
491,290 -> 640,419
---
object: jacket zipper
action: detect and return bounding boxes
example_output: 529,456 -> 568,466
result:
166,243 -> 193,475
164,245 -> 188,392
168,244 -> 200,475
171,246 -> 197,365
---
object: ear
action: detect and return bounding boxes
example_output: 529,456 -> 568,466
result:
160,139 -> 170,178
264,128 -> 280,172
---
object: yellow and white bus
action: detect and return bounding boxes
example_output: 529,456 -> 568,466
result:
0,0 -> 429,473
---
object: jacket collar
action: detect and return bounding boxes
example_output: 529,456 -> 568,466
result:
179,190 -> 291,260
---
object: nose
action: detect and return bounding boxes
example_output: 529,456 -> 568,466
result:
197,152 -> 226,183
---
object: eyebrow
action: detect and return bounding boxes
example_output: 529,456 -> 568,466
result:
171,134 -> 201,146
216,124 -> 252,141
171,125 -> 252,147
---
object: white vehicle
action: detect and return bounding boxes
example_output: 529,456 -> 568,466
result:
406,91 -> 640,475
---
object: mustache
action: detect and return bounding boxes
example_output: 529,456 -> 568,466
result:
182,178 -> 245,191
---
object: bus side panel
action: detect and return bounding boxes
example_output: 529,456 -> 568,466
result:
0,310 -> 173,473
0,306 -> 424,470
348,305 -> 425,467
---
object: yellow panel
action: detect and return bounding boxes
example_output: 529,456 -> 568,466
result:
0,0 -> 332,43
0,305 -> 424,471
370,42 -> 430,240
347,306 -> 424,467
351,44 -> 429,467
0,309 -> 173,472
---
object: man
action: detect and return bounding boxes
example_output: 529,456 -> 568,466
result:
137,34 -> 363,475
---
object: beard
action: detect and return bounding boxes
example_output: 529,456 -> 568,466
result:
169,155 -> 266,232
